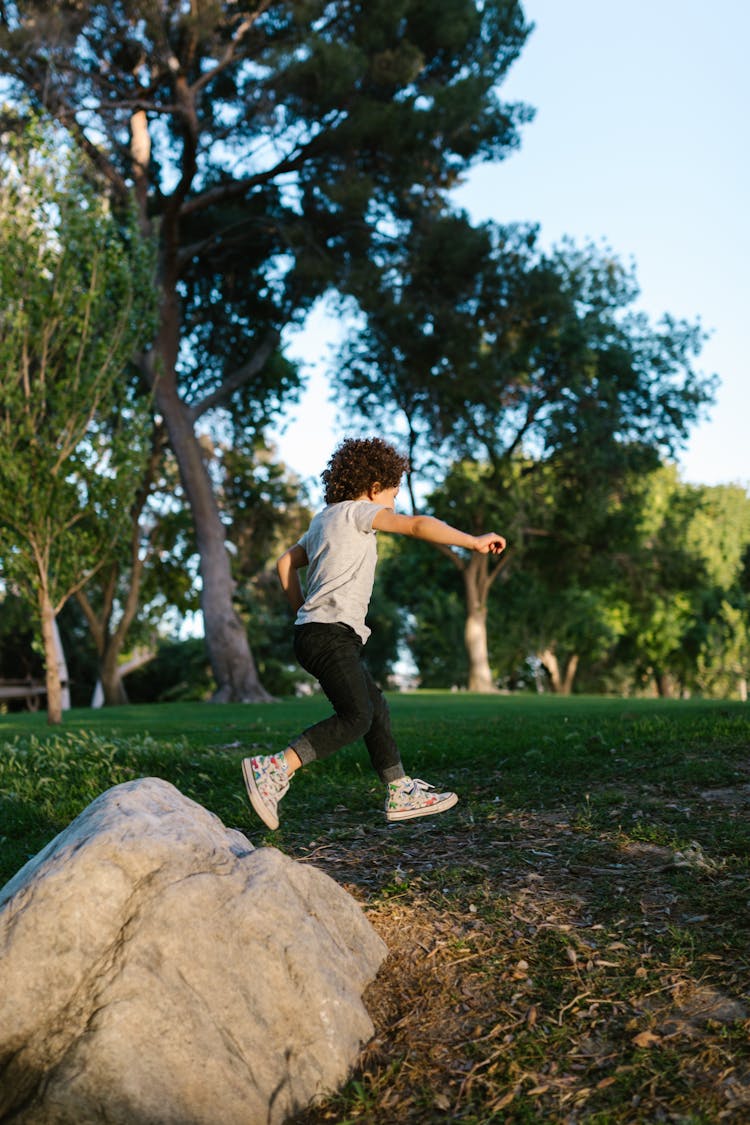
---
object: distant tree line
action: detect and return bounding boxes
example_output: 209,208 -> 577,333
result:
379,462 -> 750,700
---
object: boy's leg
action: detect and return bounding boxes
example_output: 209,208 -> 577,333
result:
359,661 -> 406,782
359,664 -> 459,820
242,623 -> 376,830
290,624 -> 403,777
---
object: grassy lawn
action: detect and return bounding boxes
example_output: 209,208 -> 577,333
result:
2,693 -> 750,1123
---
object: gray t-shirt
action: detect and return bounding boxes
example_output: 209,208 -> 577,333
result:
295,500 -> 384,642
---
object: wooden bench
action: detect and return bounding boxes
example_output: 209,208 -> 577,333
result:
0,679 -> 48,711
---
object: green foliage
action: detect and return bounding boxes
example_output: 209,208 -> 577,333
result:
0,593 -> 41,686
0,117 -> 158,617
610,468 -> 750,698
512,464 -> 750,698
685,482 -> 750,590
363,534 -> 410,686
0,0 -> 534,422
125,639 -> 214,704
220,438 -> 312,584
338,218 -> 715,485
381,454 -> 750,697
696,600 -> 749,698
377,531 -> 469,688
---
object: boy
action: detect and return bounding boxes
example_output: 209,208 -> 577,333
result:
242,437 -> 506,830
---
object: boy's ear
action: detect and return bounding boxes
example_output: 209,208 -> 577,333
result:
368,482 -> 381,498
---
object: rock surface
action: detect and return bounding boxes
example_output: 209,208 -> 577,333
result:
0,777 -> 386,1124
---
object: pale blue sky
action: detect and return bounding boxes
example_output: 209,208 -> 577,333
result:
280,0 -> 748,500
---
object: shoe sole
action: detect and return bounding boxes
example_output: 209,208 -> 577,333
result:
385,792 -> 459,823
242,758 -> 279,830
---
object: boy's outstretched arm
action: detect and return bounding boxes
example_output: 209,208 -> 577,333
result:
276,544 -> 309,612
372,510 -> 506,555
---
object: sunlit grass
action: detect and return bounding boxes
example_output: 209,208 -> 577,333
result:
2,694 -> 749,877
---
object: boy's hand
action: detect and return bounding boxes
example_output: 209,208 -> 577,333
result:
475,533 -> 506,555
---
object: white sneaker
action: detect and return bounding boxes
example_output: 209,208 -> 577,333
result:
385,777 -> 458,823
242,754 -> 290,830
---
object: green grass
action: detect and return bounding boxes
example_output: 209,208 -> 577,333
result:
2,693 -> 750,1123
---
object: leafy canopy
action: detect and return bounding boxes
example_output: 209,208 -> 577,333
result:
0,1 -> 534,407
0,116 -> 157,613
337,215 -> 716,487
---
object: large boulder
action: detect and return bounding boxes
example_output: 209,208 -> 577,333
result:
0,777 -> 386,1124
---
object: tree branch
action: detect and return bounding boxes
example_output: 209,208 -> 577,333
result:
74,587 -> 104,651
188,331 -> 279,421
112,429 -> 167,648
176,210 -> 280,272
432,541 -> 466,572
29,85 -> 131,202
178,114 -> 344,219
487,547 -> 513,586
192,1 -> 274,95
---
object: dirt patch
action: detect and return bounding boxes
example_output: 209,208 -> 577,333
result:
291,800 -> 750,1124
700,784 -> 750,807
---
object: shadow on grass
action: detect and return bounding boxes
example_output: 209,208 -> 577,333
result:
286,781 -> 750,1125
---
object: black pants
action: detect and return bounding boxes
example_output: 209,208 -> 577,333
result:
290,623 -> 406,784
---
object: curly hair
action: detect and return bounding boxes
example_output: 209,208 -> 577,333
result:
322,437 -> 410,505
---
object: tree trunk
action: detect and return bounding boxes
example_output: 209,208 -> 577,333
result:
129,87 -> 273,705
100,645 -> 129,706
140,85 -> 278,701
141,217 -> 272,703
51,617 -> 71,712
562,653 -> 579,695
94,647 -> 155,707
656,671 -> 675,698
153,373 -> 272,702
39,590 -> 63,725
465,604 -> 496,692
538,648 -> 579,695
462,554 -> 497,693
540,648 -> 561,693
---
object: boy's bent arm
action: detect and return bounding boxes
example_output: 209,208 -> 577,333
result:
276,544 -> 308,612
372,509 -> 506,554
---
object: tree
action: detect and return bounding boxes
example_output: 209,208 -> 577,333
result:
388,454 -> 750,698
218,435 -> 314,695
73,420 -> 201,705
508,464 -> 750,699
696,600 -> 749,702
0,0 -> 533,700
612,468 -> 750,698
337,214 -> 716,689
0,590 -> 44,697
690,486 -> 750,701
376,531 -> 469,688
0,123 -> 156,723
420,459 -> 512,690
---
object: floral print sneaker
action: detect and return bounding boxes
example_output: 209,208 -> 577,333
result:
385,777 -> 458,823
242,754 -> 290,830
